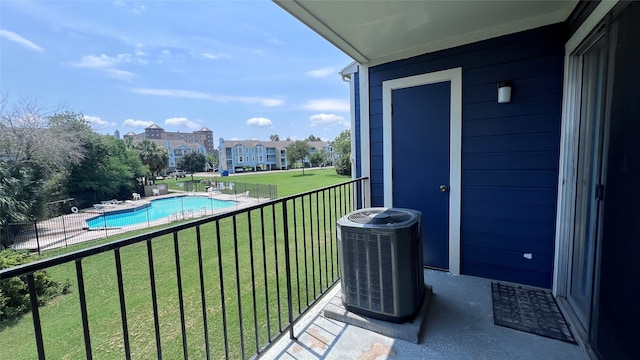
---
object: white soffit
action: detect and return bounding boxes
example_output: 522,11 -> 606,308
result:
274,0 -> 577,65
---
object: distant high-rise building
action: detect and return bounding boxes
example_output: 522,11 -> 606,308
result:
114,129 -> 120,139
123,123 -> 214,154
123,124 -> 215,171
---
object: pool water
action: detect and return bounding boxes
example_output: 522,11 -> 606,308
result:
86,196 -> 236,229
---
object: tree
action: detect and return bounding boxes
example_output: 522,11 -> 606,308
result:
286,140 -> 310,174
123,136 -> 135,149
66,135 -> 147,206
332,129 -> 351,176
0,97 -> 93,221
0,97 -> 91,174
307,134 -> 321,141
0,98 -> 92,171
269,134 -> 280,141
134,140 -> 168,180
206,152 -> 218,171
309,151 -> 324,167
178,152 -> 207,180
0,163 -> 42,224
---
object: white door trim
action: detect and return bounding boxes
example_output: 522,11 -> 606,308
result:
382,68 -> 462,275
553,0 -> 618,296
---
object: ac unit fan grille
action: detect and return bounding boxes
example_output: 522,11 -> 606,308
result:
343,231 -> 395,314
347,209 -> 414,225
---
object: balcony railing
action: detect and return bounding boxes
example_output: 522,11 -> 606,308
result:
0,178 -> 368,360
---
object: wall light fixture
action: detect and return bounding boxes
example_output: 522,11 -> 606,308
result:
498,81 -> 512,103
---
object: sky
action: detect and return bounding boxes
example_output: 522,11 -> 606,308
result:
0,0 -> 353,146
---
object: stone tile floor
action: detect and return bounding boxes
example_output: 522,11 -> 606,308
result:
261,270 -> 587,360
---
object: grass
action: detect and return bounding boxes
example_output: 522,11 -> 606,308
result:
158,167 -> 348,197
0,168 -> 354,359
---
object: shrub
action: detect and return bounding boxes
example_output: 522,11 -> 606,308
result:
0,250 -> 70,323
335,156 -> 351,176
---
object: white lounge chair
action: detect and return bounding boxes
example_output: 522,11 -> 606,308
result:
152,189 -> 160,196
132,193 -> 141,201
238,191 -> 249,197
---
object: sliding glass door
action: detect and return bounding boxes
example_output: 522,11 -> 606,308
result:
569,34 -> 608,330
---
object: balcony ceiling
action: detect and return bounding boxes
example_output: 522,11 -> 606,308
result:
274,0 -> 577,66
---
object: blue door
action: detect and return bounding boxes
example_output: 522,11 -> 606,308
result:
392,82 -> 451,269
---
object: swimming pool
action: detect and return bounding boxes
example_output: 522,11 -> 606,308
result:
85,196 -> 236,229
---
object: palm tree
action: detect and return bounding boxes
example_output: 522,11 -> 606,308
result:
134,140 -> 169,180
0,165 -> 32,222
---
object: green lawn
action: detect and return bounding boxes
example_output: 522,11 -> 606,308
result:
159,168 -> 348,197
0,168 -> 355,359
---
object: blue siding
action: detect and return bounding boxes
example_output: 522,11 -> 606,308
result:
367,24 -> 565,287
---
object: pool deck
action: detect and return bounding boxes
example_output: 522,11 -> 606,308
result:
10,192 -> 265,252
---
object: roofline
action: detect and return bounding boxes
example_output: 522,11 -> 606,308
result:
274,0 -> 576,67
273,0 -> 369,63
340,61 -> 359,77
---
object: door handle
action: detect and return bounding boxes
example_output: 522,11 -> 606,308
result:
440,184 -> 449,192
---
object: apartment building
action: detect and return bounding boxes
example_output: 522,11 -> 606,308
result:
219,138 -> 331,174
123,124 -> 212,172
123,123 -> 214,154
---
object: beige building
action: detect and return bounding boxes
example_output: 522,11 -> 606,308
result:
123,123 -> 214,155
123,124 -> 214,171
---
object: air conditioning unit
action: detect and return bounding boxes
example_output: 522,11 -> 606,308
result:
337,207 -> 424,323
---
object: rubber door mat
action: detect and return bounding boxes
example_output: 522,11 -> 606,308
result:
492,282 -> 576,344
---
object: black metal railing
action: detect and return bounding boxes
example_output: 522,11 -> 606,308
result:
176,180 -> 278,200
0,178 -> 368,360
2,184 -> 277,254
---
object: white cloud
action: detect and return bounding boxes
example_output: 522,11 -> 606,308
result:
130,88 -> 285,107
309,113 -> 349,127
164,117 -> 201,130
70,53 -> 145,68
71,54 -> 116,68
0,29 -> 43,52
114,1 -> 146,15
68,53 -> 143,79
105,68 -> 136,80
199,52 -> 230,60
303,99 -> 350,112
84,115 -> 115,128
246,117 -> 272,127
132,4 -> 146,15
306,67 -> 335,78
123,118 -> 154,128
268,37 -> 284,46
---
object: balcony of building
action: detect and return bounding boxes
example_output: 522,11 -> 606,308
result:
0,177 -> 588,359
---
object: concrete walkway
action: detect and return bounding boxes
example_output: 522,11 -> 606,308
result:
261,270 -> 587,360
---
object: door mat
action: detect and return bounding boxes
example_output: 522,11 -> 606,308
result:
491,282 -> 576,344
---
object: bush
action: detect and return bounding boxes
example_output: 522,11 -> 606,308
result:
0,250 -> 70,323
335,156 -> 351,176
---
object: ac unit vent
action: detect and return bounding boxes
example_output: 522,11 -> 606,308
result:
337,207 -> 424,323
347,208 -> 414,225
